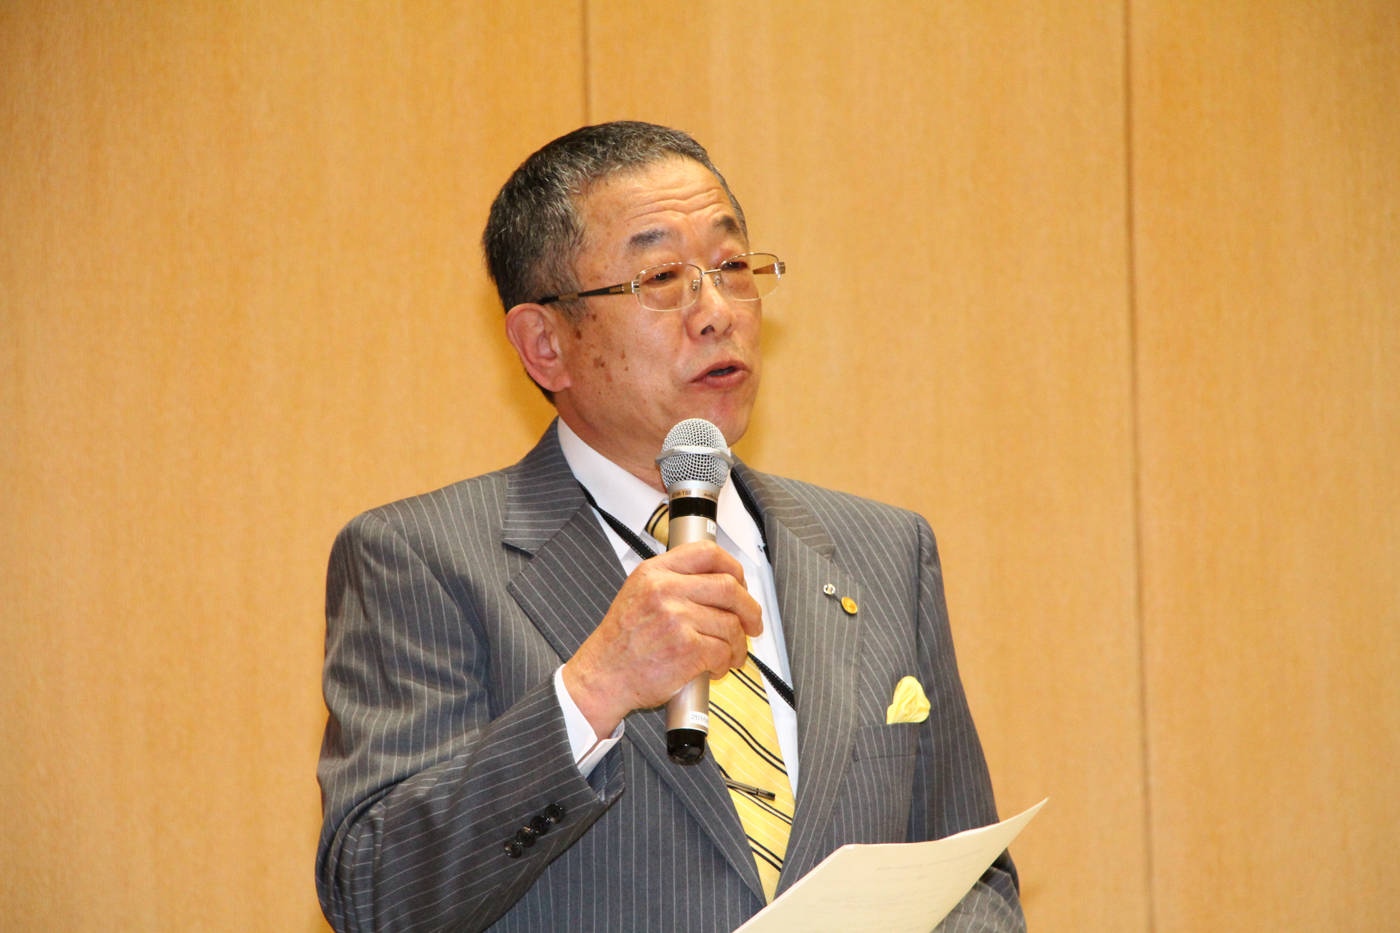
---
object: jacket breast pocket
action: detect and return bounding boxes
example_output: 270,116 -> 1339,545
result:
837,723 -> 921,843
851,722 -> 920,761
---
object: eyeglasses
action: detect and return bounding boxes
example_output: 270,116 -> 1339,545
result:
537,252 -> 785,313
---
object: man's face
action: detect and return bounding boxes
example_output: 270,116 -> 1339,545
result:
550,157 -> 763,472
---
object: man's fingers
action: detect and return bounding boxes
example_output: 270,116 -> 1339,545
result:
631,543 -> 763,639
655,540 -> 747,587
575,542 -> 765,717
683,606 -> 756,674
681,571 -> 763,637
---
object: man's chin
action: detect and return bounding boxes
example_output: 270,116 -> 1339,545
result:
674,377 -> 756,442
671,405 -> 753,449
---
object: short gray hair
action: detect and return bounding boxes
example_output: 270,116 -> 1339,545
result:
482,121 -> 747,318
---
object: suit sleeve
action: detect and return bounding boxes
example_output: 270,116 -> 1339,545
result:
315,510 -> 625,933
908,516 -> 1027,933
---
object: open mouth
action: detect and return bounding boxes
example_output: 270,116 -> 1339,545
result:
707,366 -> 738,378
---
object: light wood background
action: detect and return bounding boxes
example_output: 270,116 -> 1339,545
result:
2,2 -> 1394,931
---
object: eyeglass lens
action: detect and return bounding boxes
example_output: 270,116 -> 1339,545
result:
635,253 -> 783,312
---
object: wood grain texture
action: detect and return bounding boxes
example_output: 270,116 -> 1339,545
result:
0,2 -> 580,929
6,0 -> 1395,930
588,4 -> 1150,932
1130,2 -> 1400,930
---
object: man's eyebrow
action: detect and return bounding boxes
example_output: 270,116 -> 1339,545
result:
712,215 -> 744,238
627,228 -> 671,251
624,214 -> 746,253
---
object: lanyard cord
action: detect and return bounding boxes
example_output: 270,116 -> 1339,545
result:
577,482 -> 796,711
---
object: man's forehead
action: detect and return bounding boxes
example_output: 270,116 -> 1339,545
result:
579,158 -> 745,253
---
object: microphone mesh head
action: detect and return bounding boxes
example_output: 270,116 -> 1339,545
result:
659,419 -> 731,490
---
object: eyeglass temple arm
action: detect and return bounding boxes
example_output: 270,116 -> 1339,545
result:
537,283 -> 632,305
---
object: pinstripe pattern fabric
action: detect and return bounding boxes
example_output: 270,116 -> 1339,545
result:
316,422 -> 1025,933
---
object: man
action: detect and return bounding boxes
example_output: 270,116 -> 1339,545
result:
317,122 -> 1024,933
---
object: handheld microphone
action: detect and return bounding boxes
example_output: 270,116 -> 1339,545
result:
656,418 -> 734,765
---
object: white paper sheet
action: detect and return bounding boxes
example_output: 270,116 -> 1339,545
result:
735,799 -> 1046,933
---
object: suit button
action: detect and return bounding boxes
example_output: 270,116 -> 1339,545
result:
545,803 -> 566,823
516,826 -> 537,847
504,840 -> 523,859
530,814 -> 550,836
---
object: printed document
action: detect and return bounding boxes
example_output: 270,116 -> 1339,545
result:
735,799 -> 1046,933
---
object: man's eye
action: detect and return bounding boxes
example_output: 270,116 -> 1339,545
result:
720,258 -> 751,272
643,269 -> 678,286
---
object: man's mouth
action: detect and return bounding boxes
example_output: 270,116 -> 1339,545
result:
693,360 -> 747,385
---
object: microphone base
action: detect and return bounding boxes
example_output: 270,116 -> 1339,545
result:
666,729 -> 708,765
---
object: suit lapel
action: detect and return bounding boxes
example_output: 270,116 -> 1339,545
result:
622,710 -> 763,899
734,464 -> 863,897
502,423 -> 762,900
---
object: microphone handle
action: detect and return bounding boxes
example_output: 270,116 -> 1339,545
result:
664,485 -> 721,765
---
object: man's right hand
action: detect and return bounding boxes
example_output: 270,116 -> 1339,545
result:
561,540 -> 763,738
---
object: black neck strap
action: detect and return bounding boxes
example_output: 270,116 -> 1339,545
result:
578,484 -> 659,560
732,471 -> 770,554
577,479 -> 795,711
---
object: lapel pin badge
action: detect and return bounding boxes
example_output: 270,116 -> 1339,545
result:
840,596 -> 858,615
822,583 -> 836,597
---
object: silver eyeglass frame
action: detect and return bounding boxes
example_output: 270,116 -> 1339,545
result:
536,252 -> 785,312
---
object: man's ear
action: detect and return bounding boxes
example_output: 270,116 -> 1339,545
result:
504,303 -> 572,394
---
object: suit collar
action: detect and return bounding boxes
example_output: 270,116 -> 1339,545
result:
731,461 -> 835,559
503,426 -> 860,903
502,420 -> 587,555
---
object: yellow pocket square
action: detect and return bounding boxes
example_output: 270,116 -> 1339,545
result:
886,676 -> 931,724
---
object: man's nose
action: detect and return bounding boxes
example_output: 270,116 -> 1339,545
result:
687,270 -> 737,337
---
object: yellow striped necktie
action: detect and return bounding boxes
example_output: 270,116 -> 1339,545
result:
709,654 -> 795,903
649,501 -> 795,903
644,500 -> 669,546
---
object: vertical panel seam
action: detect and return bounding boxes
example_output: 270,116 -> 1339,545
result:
1123,2 -> 1157,932
581,0 -> 591,122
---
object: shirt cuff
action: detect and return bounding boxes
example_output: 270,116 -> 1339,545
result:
553,665 -> 624,778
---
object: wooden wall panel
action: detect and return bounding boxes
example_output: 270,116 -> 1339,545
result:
0,2 -> 580,929
589,4 -> 1149,932
1131,2 -> 1400,930
10,2 -> 1392,930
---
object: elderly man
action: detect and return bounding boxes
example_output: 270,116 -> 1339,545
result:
317,122 -> 1024,933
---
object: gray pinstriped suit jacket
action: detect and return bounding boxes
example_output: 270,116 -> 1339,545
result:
317,423 -> 1024,933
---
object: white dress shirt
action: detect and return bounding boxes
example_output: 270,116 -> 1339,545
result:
553,420 -> 800,791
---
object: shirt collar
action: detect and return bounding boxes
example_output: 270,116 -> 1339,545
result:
557,418 -> 667,544
556,418 -> 766,565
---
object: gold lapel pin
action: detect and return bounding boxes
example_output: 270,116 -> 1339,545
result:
841,596 -> 858,615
